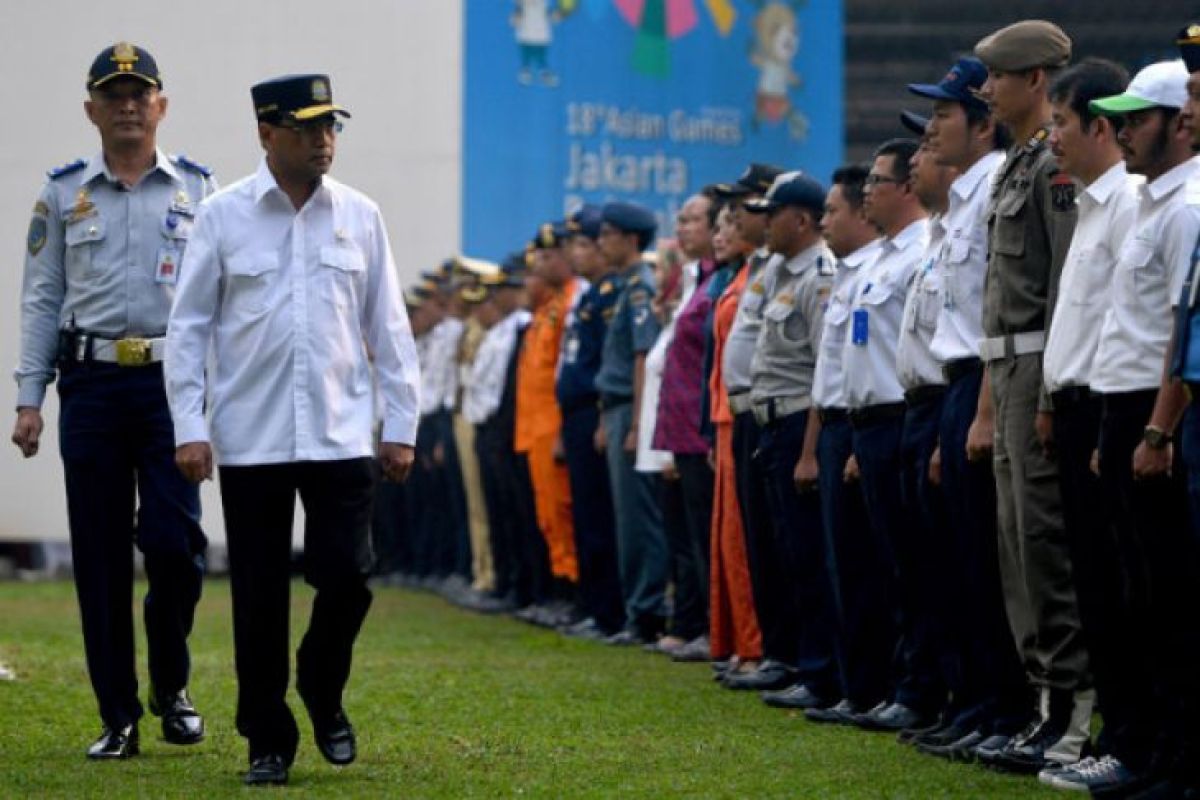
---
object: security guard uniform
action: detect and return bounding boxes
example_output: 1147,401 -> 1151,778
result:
15,44 -> 214,749
974,19 -> 1088,766
731,172 -> 839,699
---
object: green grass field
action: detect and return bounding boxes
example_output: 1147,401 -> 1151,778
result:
0,579 -> 1055,798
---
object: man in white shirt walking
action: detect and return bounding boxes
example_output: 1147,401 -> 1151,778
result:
165,74 -> 420,786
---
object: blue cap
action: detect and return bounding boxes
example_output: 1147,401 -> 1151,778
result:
251,74 -> 350,123
907,57 -> 989,113
567,204 -> 603,239
742,171 -> 826,215
900,109 -> 930,136
87,42 -> 162,90
601,201 -> 657,236
529,220 -> 572,250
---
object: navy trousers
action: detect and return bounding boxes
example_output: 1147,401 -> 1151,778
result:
751,409 -> 838,695
561,404 -> 624,634
57,361 -> 205,731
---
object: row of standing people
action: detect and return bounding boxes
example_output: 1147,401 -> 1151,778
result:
390,19 -> 1200,798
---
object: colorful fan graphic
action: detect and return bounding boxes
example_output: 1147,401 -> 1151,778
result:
612,0 -> 736,76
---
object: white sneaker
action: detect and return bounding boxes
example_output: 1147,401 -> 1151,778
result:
1046,755 -> 1141,793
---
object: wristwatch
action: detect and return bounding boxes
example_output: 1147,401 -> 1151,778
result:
1143,425 -> 1172,450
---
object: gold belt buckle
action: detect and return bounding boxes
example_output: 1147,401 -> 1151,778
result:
115,338 -> 152,367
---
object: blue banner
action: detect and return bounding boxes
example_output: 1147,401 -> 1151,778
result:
463,0 -> 844,258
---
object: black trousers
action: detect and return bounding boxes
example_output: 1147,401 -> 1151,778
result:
937,367 -> 1032,735
561,404 -> 624,634
219,458 -> 374,763
57,362 -> 206,730
1097,391 -> 1200,774
660,454 -> 713,640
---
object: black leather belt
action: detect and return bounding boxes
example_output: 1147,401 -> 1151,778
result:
942,357 -> 982,383
849,402 -> 907,427
904,384 -> 946,406
817,407 -> 848,425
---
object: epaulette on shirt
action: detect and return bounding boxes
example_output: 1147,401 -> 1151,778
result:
171,154 -> 213,178
47,158 -> 86,179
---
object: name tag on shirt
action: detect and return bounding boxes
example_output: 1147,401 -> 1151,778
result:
851,308 -> 869,346
156,244 -> 180,285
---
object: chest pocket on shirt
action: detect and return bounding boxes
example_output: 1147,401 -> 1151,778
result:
1119,238 -> 1155,296
914,272 -> 941,330
64,217 -> 106,276
765,295 -> 809,344
320,245 -> 367,310
226,254 -> 279,316
825,292 -> 852,328
1067,246 -> 1109,306
992,192 -> 1027,258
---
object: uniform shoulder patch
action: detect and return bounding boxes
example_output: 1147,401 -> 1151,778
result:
47,158 -> 85,179
172,154 -> 213,178
27,214 -> 48,256
599,280 -> 614,295
1049,171 -> 1076,213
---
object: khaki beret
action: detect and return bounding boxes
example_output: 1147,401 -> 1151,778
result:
975,20 -> 1071,72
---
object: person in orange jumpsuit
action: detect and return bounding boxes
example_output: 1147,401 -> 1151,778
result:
516,222 -> 585,625
706,197 -> 763,674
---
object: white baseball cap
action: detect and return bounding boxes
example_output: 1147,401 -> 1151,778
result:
1090,59 -> 1189,114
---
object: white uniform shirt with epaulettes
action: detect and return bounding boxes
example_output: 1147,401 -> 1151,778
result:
929,149 -> 1004,363
897,216 -> 948,391
748,241 -> 835,403
1042,161 -> 1141,394
721,248 -> 779,395
842,218 -> 928,409
16,150 -> 216,408
812,238 -> 881,410
1090,157 -> 1200,394
463,310 -> 531,425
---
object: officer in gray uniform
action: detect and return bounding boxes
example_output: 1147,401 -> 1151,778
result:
11,43 -> 216,759
971,21 -> 1089,772
725,172 -> 840,704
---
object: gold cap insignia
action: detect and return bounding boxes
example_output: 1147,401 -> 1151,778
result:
112,42 -> 138,72
1182,24 -> 1200,43
312,79 -> 330,103
540,223 -> 555,248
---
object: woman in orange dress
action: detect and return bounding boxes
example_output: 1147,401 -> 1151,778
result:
707,204 -> 762,671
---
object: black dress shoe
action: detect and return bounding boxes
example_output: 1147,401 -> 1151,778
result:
854,702 -> 934,732
897,719 -> 945,745
913,724 -> 976,758
721,659 -> 797,691
805,699 -> 863,725
244,754 -> 289,786
990,718 -> 1067,774
87,724 -> 139,759
972,732 -> 1015,765
761,684 -> 830,710
311,709 -> 357,765
150,688 -> 205,745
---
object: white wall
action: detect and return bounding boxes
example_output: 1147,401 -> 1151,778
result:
0,1 -> 462,542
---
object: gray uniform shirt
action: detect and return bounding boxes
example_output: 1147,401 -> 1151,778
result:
983,127 -> 1078,338
722,249 -> 777,394
16,150 -> 216,408
749,242 -> 835,402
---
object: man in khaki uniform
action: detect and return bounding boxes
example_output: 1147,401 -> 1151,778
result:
969,20 -> 1091,773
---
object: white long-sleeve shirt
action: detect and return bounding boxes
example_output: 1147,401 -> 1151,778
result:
462,310 -> 529,425
165,159 -> 421,465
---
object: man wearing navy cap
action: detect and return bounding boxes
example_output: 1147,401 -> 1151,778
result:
557,206 -> 627,639
726,172 -> 839,708
904,57 -> 1030,761
594,201 -> 670,645
13,41 -> 216,759
166,74 -> 420,785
